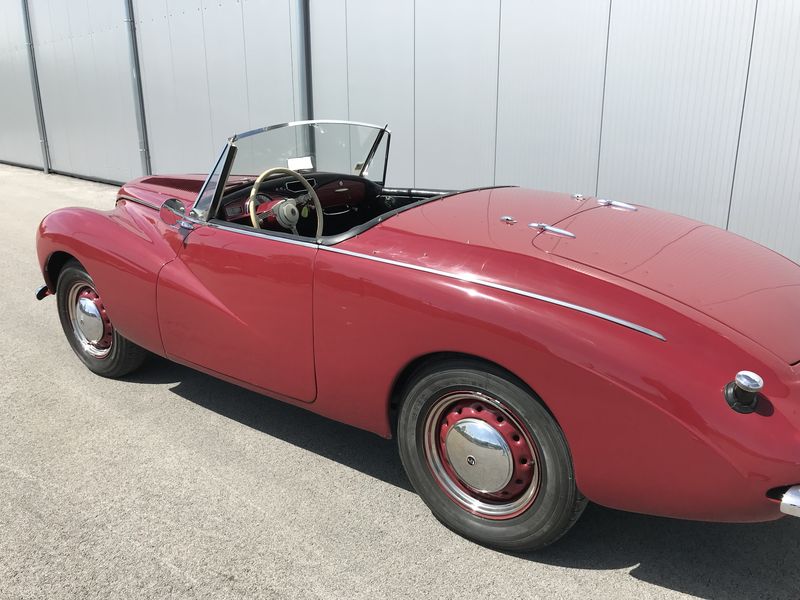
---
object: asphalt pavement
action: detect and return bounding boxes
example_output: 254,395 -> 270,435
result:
1,163 -> 798,599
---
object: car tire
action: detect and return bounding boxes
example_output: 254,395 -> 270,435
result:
56,260 -> 148,378
397,358 -> 586,552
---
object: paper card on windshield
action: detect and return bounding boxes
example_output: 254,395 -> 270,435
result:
288,156 -> 313,171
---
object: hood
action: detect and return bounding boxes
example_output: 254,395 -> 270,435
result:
533,203 -> 800,364
117,174 -> 253,211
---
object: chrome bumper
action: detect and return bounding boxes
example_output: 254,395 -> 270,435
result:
781,486 -> 800,517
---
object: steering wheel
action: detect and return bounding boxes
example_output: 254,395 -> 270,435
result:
249,167 -> 324,238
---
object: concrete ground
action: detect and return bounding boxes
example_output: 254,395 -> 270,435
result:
0,162 -> 797,600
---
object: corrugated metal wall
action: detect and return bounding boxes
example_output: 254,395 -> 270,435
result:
28,0 -> 142,182
598,0 -> 756,227
495,0 -> 610,195
0,1 -> 43,168
133,0 -> 302,174
1,0 -> 799,261
727,0 -> 800,261
308,0 -> 800,263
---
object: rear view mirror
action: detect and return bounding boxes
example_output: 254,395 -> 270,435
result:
159,198 -> 185,226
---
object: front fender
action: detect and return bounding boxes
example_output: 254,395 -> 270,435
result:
36,200 -> 184,355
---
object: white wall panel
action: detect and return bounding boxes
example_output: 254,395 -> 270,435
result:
309,0 -> 348,120
495,0 -> 609,194
310,0 -> 414,186
28,0 -> 142,181
414,0 -> 500,189
727,0 -> 800,262
0,0 -> 42,167
135,0 -> 298,174
345,0 -> 414,186
598,0 -> 756,227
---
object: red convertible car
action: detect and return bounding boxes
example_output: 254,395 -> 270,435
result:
36,120 -> 800,551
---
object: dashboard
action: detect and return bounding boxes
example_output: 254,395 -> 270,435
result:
217,172 -> 384,237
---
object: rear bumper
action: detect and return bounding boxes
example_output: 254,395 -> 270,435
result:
781,486 -> 800,517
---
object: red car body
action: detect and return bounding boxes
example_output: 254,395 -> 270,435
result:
37,145 -> 800,527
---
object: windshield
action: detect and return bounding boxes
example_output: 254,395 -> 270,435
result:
230,120 -> 389,183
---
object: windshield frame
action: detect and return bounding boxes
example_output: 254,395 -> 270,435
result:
191,120 -> 391,222
232,119 -> 390,182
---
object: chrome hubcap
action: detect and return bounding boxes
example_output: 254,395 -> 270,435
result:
67,282 -> 113,358
76,296 -> 104,343
424,391 -> 541,520
444,418 -> 513,493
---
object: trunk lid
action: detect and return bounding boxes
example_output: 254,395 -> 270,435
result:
379,186 -> 593,254
533,203 -> 800,363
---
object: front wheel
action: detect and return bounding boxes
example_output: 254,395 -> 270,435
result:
397,359 -> 585,552
56,260 -> 148,378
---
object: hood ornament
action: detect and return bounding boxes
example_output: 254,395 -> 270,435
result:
499,215 -> 517,225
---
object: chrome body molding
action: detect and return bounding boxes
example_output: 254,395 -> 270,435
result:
117,194 -> 159,211
204,221 -> 666,341
321,246 -> 666,342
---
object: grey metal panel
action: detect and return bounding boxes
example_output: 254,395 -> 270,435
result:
414,0 -> 500,190
135,0 -> 298,175
242,0 -> 297,128
345,0 -> 414,187
727,0 -> 800,262
494,0 -> 609,194
28,0 -> 142,182
309,0 -> 348,120
134,0 -> 213,174
597,0 -> 756,227
0,0 -> 42,167
307,0 -> 349,173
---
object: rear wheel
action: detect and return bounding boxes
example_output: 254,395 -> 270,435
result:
397,358 -> 585,552
56,260 -> 148,378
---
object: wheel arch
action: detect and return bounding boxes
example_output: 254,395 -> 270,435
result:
44,250 -> 79,291
388,351 -> 559,436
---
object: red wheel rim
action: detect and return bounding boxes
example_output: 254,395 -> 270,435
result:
67,282 -> 113,358
423,390 -> 541,520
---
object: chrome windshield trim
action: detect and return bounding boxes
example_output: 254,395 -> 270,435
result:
191,143 -> 231,218
320,246 -> 666,341
235,119 -> 388,140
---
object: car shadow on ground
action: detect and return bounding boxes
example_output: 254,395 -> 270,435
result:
127,357 -> 800,600
125,356 -> 413,492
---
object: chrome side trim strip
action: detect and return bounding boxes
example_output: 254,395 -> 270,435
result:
117,194 -> 159,210
208,221 -> 319,249
320,246 -> 667,341
201,220 -> 666,341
